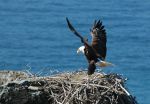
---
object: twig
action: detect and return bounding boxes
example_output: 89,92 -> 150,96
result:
119,84 -> 130,96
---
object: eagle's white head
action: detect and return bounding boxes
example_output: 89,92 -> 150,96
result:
77,46 -> 85,54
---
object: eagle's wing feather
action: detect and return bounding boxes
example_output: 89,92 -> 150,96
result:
91,20 -> 107,60
66,18 -> 89,46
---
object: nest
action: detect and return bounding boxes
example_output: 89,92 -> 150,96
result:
0,71 -> 138,104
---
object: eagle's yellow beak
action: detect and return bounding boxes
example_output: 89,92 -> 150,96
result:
96,61 -> 115,67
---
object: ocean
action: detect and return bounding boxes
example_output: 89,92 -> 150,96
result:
0,0 -> 150,103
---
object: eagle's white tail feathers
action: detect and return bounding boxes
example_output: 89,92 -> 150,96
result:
96,61 -> 115,67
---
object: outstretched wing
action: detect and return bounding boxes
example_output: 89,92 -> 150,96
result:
66,17 -> 89,46
91,20 -> 107,60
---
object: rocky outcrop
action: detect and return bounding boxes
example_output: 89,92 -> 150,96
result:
0,70 -> 138,104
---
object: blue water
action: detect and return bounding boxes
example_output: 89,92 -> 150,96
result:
0,0 -> 150,103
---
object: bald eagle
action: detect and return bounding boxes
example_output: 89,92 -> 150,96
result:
66,18 -> 113,75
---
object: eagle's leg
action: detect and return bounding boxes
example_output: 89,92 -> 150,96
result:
82,60 -> 95,82
88,60 -> 96,75
83,60 -> 96,86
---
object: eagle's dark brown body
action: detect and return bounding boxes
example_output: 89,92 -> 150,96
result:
84,45 -> 98,63
66,18 -> 107,75
84,45 -> 98,75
